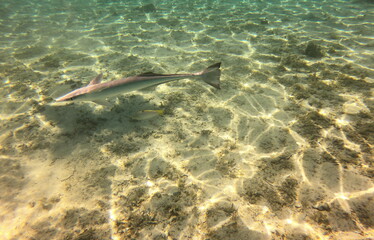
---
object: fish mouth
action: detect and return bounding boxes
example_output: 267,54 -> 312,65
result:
55,97 -> 65,102
55,96 -> 73,102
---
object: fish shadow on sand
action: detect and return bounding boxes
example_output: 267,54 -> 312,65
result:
41,94 -> 166,159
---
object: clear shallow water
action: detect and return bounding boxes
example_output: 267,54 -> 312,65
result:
0,0 -> 373,239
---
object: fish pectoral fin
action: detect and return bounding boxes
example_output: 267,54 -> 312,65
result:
92,99 -> 112,107
88,73 -> 103,86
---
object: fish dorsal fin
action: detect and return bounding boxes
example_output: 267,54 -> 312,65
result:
137,72 -> 168,77
88,73 -> 103,86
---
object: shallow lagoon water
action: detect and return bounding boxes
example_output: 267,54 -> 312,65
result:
0,0 -> 373,239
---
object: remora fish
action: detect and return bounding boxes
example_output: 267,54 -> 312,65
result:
131,109 -> 164,120
55,62 -> 221,104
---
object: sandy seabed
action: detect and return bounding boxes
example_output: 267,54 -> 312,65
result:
0,0 -> 373,239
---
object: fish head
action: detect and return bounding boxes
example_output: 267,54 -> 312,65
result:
55,87 -> 86,102
55,74 -> 103,102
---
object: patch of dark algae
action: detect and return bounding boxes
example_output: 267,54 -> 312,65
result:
206,214 -> 267,240
239,152 -> 299,215
11,207 -> 111,240
292,110 -> 333,146
305,41 -> 325,58
115,182 -> 198,239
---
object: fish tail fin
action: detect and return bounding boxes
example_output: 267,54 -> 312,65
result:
199,62 -> 221,89
156,110 -> 165,115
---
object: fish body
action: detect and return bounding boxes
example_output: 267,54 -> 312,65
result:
55,63 -> 221,103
